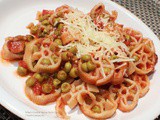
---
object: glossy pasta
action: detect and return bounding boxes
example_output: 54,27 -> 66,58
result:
1,3 -> 157,119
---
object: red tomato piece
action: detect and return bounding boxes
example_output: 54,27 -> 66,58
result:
18,61 -> 28,69
32,82 -> 42,95
44,50 -> 49,56
7,41 -> 25,54
124,40 -> 130,46
42,10 -> 50,15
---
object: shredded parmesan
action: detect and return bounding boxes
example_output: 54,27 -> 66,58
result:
59,9 -> 133,64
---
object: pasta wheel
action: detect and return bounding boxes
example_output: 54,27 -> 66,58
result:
23,38 -> 61,73
78,56 -> 114,86
108,84 -> 121,103
25,85 -> 61,105
1,35 -> 30,60
56,80 -> 99,119
130,39 -> 157,75
111,62 -> 128,85
118,79 -> 140,112
131,74 -> 150,98
77,90 -> 117,119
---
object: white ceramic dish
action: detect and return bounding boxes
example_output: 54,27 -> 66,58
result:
0,0 -> 160,120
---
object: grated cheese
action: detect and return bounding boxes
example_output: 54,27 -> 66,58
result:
59,9 -> 133,67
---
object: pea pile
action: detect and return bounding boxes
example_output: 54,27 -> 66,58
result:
17,53 -> 99,95
25,72 -> 72,95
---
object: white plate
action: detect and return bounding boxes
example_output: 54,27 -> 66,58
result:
0,0 -> 160,120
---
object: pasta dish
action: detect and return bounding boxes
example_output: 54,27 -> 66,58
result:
1,3 -> 158,119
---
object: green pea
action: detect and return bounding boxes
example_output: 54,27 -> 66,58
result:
81,54 -> 91,62
53,79 -> 61,88
33,45 -> 39,53
43,29 -> 48,34
26,77 -> 36,87
69,46 -> 77,55
39,14 -> 50,22
61,82 -> 71,93
54,29 -> 60,36
81,62 -> 88,72
133,55 -> 139,62
91,105 -> 101,113
31,26 -> 38,34
104,67 -> 110,74
64,62 -> 72,73
42,83 -> 52,94
51,55 -> 58,63
57,70 -> 67,81
39,16 -> 44,22
54,38 -> 62,46
125,35 -> 130,40
42,20 -> 50,26
87,61 -> 96,72
58,23 -> 64,30
110,55 -> 118,60
17,66 -> 27,76
53,18 -> 60,26
42,73 -> 49,80
41,58 -> 51,65
69,68 -> 78,78
33,73 -> 44,82
61,52 -> 69,61
26,35 -> 34,41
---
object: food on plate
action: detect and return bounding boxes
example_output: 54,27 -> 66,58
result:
1,3 -> 157,119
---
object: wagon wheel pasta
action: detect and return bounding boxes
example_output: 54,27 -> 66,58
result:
131,74 -> 150,98
25,85 -> 61,105
118,79 -> 140,112
25,75 -> 61,105
130,39 -> 157,75
1,3 -> 158,120
77,90 -> 117,119
23,38 -> 61,73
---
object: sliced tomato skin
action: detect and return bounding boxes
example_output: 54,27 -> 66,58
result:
32,82 -> 42,95
7,41 -> 25,54
42,10 -> 53,16
42,10 -> 50,15
124,40 -> 130,46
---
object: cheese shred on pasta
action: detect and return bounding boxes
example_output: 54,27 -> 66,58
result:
60,9 -> 131,62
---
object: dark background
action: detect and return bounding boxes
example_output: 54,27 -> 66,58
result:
0,0 -> 160,120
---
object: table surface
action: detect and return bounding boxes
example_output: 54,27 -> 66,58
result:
0,0 -> 160,120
